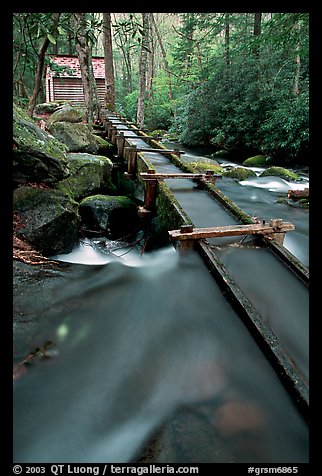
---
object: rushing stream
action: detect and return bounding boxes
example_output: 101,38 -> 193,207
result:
13,134 -> 309,463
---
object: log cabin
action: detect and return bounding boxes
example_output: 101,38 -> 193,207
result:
45,54 -> 105,106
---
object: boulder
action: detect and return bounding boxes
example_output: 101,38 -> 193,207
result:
55,153 -> 115,201
13,186 -> 80,255
259,166 -> 301,181
79,194 -> 139,238
242,155 -> 272,167
13,104 -> 70,185
48,121 -> 103,154
46,104 -> 85,127
211,149 -> 230,158
93,134 -> 115,156
34,101 -> 71,116
222,167 -> 257,180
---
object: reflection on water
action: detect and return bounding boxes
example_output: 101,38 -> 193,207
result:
13,252 -> 308,463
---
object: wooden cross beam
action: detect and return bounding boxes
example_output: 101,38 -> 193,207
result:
168,220 -> 295,249
124,146 -> 185,156
140,171 -> 221,181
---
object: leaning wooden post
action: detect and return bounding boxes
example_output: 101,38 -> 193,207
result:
127,146 -> 137,175
116,131 -> 125,158
144,170 -> 158,211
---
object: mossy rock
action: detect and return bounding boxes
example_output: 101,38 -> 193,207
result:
259,166 -> 301,181
13,104 -> 70,184
242,155 -> 272,167
211,149 -> 230,158
34,101 -> 71,115
46,104 -> 85,127
149,129 -> 167,137
48,121 -> 101,154
13,186 -> 80,255
93,134 -> 114,156
163,132 -> 180,141
189,161 -> 224,175
55,153 -> 115,201
222,167 -> 257,180
79,194 -> 139,238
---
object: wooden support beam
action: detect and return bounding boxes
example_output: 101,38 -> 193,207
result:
140,171 -> 221,183
169,220 -> 295,242
127,145 -> 137,175
144,177 -> 158,211
125,146 -> 185,157
116,131 -> 126,158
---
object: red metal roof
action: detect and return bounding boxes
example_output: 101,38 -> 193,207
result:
46,55 -> 105,79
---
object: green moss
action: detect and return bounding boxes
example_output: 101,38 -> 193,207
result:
259,166 -> 301,181
56,153 -> 114,200
242,155 -> 272,166
189,161 -> 224,175
222,167 -> 257,179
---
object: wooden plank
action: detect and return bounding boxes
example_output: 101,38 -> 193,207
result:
169,221 -> 295,240
125,147 -> 185,155
140,172 -> 221,180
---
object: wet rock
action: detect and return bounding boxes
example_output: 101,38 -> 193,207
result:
259,166 -> 301,181
13,186 -> 80,255
55,153 -> 115,201
242,155 -> 272,167
222,167 -> 257,180
13,104 -> 70,185
79,194 -> 139,238
211,149 -> 230,158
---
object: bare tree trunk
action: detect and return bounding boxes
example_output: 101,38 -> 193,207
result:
150,14 -> 174,113
225,13 -> 230,66
27,12 -> 60,116
103,13 -> 115,110
253,12 -> 262,57
137,13 -> 149,128
74,13 -> 97,124
147,13 -> 154,102
293,21 -> 301,95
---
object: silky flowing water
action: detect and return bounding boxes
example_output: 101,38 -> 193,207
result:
13,131 -> 309,463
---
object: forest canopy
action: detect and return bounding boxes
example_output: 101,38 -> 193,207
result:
13,12 -> 309,163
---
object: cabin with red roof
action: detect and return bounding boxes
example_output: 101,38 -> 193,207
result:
45,54 -> 106,106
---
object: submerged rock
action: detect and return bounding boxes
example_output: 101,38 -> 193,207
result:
13,186 -> 80,255
79,194 -> 139,238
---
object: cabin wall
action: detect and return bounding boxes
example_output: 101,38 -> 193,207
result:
49,78 -> 105,106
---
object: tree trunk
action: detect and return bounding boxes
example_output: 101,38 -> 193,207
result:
150,14 -> 175,118
225,13 -> 230,66
137,13 -> 149,128
147,13 -> 154,102
253,12 -> 262,56
103,13 -> 115,110
74,13 -> 97,124
293,20 -> 301,95
27,12 -> 60,116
